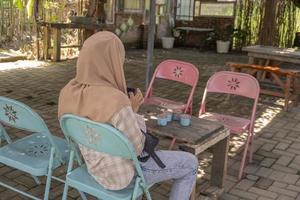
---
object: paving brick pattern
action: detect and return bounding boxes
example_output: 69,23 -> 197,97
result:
0,48 -> 299,200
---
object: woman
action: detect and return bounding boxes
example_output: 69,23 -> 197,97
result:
58,31 -> 198,200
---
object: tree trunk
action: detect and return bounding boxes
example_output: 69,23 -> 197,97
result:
259,0 -> 278,46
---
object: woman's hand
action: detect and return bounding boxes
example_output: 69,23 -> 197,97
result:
129,88 -> 144,113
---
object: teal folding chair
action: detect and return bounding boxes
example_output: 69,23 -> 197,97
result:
59,114 -> 153,200
0,96 -> 69,200
0,123 -> 11,145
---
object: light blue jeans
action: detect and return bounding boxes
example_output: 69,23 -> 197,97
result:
140,150 -> 198,200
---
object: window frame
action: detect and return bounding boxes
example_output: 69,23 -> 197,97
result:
176,0 -> 195,21
116,0 -> 144,13
198,1 -> 235,18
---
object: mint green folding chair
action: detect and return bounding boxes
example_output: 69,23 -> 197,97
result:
0,96 -> 69,200
59,114 -> 152,200
0,123 -> 11,145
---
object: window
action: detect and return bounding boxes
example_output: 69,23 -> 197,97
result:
117,0 -> 143,12
176,0 -> 235,20
176,0 -> 194,21
199,3 -> 234,17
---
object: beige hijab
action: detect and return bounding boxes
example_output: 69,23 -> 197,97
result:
58,31 -> 131,122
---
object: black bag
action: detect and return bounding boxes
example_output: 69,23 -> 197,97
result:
138,130 -> 166,169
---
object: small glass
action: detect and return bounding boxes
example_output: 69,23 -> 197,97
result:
180,114 -> 191,126
165,111 -> 173,122
157,113 -> 168,126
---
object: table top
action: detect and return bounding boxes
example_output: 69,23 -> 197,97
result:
139,105 -> 224,145
243,45 -> 300,59
176,27 -> 214,32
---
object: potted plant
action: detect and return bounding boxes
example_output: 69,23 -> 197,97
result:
215,24 -> 234,53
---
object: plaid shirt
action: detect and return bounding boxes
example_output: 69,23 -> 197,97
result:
79,106 -> 146,190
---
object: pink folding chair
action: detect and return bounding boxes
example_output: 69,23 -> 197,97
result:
145,59 -> 199,113
145,59 -> 199,149
199,71 -> 260,180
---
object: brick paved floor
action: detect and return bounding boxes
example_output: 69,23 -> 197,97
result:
0,48 -> 299,200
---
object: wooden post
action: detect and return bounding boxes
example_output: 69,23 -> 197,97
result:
43,26 -> 51,60
145,0 -> 156,90
53,28 -> 61,62
211,136 -> 229,188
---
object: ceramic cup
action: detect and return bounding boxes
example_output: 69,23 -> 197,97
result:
157,113 -> 168,126
165,111 -> 173,122
180,114 -> 191,126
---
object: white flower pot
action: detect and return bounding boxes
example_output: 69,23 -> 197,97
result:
162,37 -> 175,49
216,40 -> 230,53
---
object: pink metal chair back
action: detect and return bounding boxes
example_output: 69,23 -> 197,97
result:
199,71 -> 260,180
200,71 -> 260,127
145,59 -> 199,113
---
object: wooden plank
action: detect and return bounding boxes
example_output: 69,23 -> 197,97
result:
140,105 -> 224,144
211,136 -> 229,188
179,128 -> 230,155
243,45 -> 300,62
247,52 -> 300,65
52,28 -> 61,62
43,26 -> 51,60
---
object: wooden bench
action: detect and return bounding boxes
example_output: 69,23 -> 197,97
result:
227,62 -> 300,111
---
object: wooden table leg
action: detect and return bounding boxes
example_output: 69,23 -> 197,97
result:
211,136 -> 229,188
284,75 -> 292,111
43,26 -> 51,60
248,56 -> 255,64
53,27 -> 61,62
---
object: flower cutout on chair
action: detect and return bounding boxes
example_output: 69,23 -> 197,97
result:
3,104 -> 18,123
227,78 -> 240,90
173,66 -> 184,78
85,126 -> 100,145
26,143 -> 50,157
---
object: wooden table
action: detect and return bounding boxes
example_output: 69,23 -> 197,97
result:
38,22 -> 110,61
140,105 -> 230,199
241,45 -> 300,110
243,45 -> 300,65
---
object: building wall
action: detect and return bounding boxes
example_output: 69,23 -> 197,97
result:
115,12 -> 144,48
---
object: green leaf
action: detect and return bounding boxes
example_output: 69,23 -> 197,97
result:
13,0 -> 24,10
26,0 -> 35,19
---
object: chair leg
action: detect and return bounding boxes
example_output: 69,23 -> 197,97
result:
43,147 -> 55,200
62,183 -> 69,200
144,188 -> 152,200
238,133 -> 252,180
31,175 -> 41,185
169,138 -> 176,150
79,191 -> 88,200
248,132 -> 255,163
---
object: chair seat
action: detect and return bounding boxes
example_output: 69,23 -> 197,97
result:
0,133 -> 69,176
199,112 -> 250,134
144,97 -> 186,111
67,165 -> 150,200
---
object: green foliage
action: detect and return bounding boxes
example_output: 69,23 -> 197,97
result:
13,0 -> 24,10
207,24 -> 235,42
13,0 -> 35,19
26,0 -> 35,19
